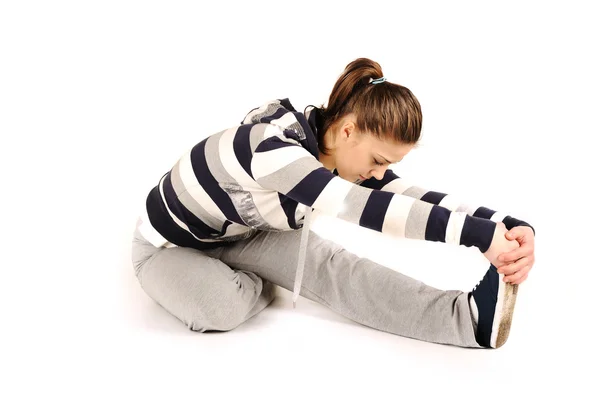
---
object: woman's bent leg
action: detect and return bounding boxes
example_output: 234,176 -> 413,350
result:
131,227 -> 276,332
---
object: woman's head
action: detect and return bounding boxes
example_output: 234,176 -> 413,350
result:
317,58 -> 422,183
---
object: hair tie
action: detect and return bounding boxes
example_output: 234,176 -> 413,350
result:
370,77 -> 387,85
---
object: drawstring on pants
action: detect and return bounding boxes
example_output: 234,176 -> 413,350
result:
292,205 -> 313,308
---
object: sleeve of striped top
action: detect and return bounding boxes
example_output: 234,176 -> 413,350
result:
250,126 -> 500,253
360,169 -> 535,235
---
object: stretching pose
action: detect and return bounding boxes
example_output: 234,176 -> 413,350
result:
131,57 -> 536,348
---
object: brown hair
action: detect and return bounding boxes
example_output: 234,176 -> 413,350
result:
317,57 -> 422,155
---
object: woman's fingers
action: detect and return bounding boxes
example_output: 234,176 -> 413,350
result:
502,264 -> 531,284
508,266 -> 531,285
497,256 -> 527,275
498,244 -> 532,263
512,272 -> 530,285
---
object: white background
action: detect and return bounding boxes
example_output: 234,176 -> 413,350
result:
1,1 -> 598,397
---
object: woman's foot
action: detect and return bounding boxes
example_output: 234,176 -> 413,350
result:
468,263 -> 519,348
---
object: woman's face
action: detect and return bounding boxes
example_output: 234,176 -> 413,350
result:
324,115 -> 415,183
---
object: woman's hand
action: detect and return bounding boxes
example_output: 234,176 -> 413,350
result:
483,222 -> 519,270
495,226 -> 536,285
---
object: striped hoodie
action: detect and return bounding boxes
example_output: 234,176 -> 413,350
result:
138,98 -> 534,304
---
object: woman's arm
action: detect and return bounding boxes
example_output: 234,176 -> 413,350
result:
250,126 -> 500,254
360,169 -> 535,235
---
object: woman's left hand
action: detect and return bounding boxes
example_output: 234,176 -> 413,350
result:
495,226 -> 536,285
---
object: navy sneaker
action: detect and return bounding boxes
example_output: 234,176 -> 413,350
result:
468,263 -> 519,348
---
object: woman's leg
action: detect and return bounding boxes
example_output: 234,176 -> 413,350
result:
131,225 -> 276,332
210,228 -> 483,348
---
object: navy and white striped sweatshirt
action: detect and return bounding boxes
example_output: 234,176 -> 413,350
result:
138,98 -> 535,256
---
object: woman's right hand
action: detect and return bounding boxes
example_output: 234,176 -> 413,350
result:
483,222 -> 519,269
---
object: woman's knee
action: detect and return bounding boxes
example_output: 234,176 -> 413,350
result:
185,279 -> 258,332
186,277 -> 274,332
186,300 -> 248,332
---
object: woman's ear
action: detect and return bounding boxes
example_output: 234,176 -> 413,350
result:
342,121 -> 356,140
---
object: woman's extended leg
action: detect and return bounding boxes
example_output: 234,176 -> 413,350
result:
210,228 -> 484,348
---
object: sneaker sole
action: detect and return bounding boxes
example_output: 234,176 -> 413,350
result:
491,282 -> 519,348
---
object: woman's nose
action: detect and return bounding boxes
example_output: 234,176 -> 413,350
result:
369,166 -> 386,180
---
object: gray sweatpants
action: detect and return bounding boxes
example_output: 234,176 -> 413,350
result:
131,223 -> 483,348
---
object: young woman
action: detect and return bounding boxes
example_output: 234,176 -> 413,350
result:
131,57 -> 536,349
